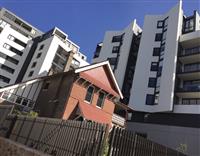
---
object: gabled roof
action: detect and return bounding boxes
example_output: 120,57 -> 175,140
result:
75,61 -> 123,99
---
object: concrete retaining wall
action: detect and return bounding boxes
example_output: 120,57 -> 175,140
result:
0,137 -> 49,156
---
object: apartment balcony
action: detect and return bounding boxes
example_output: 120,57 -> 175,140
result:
0,91 -> 35,109
112,113 -> 126,127
177,65 -> 200,80
180,30 -> 200,48
179,46 -> 200,64
176,85 -> 200,98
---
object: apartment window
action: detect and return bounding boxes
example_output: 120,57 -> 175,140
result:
96,92 -> 105,108
112,46 -> 120,53
150,62 -> 158,71
0,27 -> 3,33
85,86 -> 94,103
157,20 -> 164,28
3,43 -> 23,56
36,53 -> 42,58
31,62 -> 37,68
7,35 -> 15,41
39,44 -> 44,50
153,48 -> 160,56
107,57 -> 117,66
28,71 -> 34,77
155,33 -> 162,41
112,34 -> 123,42
184,18 -> 194,33
148,78 -> 157,88
43,82 -> 50,90
0,64 -> 14,74
146,94 -> 155,105
157,67 -> 162,76
8,35 -> 27,47
0,75 -> 10,83
0,52 -> 19,65
6,56 -> 19,65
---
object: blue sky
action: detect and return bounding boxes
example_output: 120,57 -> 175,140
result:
0,0 -> 199,62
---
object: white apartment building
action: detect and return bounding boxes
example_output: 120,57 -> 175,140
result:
0,8 -> 89,87
93,20 -> 142,104
0,8 -> 42,87
22,27 -> 89,81
127,1 -> 200,156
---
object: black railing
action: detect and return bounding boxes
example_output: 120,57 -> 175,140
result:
177,85 -> 200,92
180,46 -> 200,57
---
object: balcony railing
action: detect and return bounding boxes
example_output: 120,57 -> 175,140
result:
178,63 -> 200,73
112,113 -> 126,127
180,46 -> 200,57
177,85 -> 200,92
0,91 -> 35,108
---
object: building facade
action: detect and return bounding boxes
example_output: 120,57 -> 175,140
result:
128,1 -> 200,156
93,20 -> 142,104
0,8 -> 88,87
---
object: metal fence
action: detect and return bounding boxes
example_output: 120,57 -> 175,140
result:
1,115 -> 108,156
0,114 -> 187,156
108,126 -> 187,156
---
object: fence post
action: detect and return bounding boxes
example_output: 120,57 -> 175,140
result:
132,134 -> 138,156
5,115 -> 17,138
107,126 -> 116,156
25,117 -> 36,145
99,124 -> 109,156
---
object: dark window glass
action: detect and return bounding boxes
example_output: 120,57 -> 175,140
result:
112,34 -> 123,42
148,78 -> 157,88
157,66 -> 163,76
107,57 -> 117,65
0,64 -> 14,74
153,48 -> 160,56
85,86 -> 94,103
39,44 -> 44,50
31,62 -> 37,68
112,46 -> 120,53
157,20 -> 163,28
155,33 -> 162,41
36,53 -> 42,58
0,75 -> 10,83
146,94 -> 155,105
6,56 -> 19,65
96,92 -> 105,108
28,71 -> 34,77
151,62 -> 158,71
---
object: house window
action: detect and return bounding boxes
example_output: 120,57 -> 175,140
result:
146,94 -> 155,105
157,20 -> 163,28
112,46 -> 120,53
36,53 -> 42,58
150,62 -> 158,71
96,92 -> 105,108
153,48 -> 160,56
148,78 -> 156,88
155,33 -> 162,41
39,44 -> 44,50
31,62 -> 37,68
28,71 -> 34,77
85,86 -> 94,103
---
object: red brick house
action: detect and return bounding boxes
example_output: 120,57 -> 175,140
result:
34,61 -> 123,127
0,61 -> 129,127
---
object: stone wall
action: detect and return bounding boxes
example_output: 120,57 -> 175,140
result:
0,137 -> 50,156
